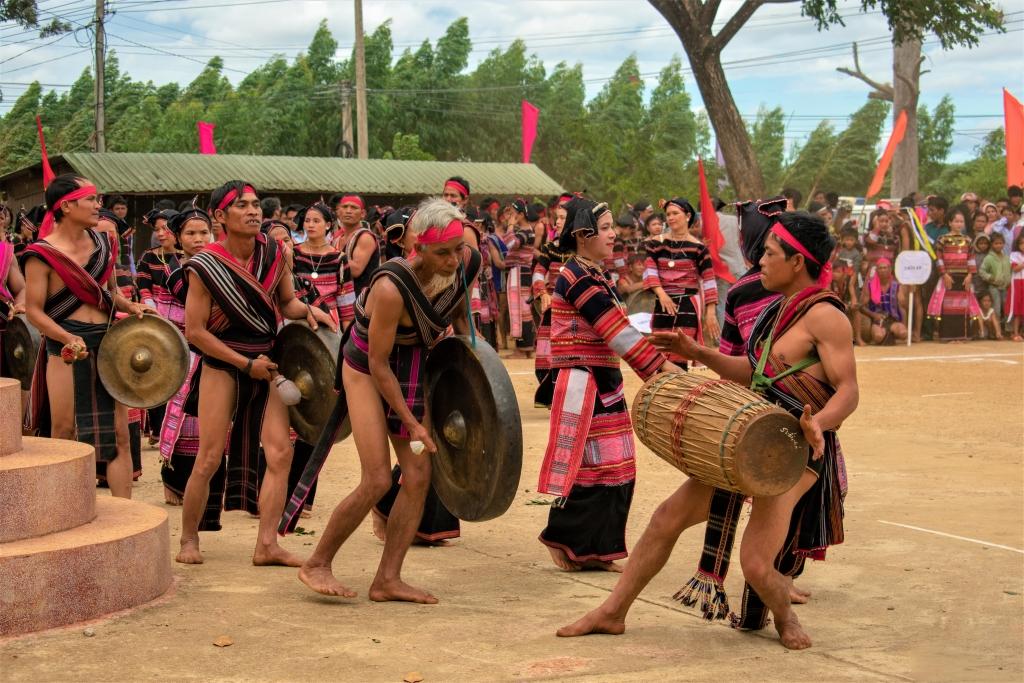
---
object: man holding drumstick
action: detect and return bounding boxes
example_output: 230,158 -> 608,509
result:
557,212 -> 859,650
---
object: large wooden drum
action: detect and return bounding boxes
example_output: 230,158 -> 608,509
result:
631,372 -> 808,497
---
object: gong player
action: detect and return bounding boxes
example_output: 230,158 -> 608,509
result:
176,180 -> 335,566
298,197 -> 481,603
23,174 -> 154,499
557,212 -> 859,651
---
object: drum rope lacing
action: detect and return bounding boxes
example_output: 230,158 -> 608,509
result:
671,379 -> 735,487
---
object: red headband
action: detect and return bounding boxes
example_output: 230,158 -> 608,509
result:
417,218 -> 464,245
339,195 -> 364,209
769,222 -> 832,287
444,180 -> 468,198
38,184 -> 98,239
876,257 -> 892,267
217,185 -> 256,211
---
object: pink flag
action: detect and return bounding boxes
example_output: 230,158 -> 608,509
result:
197,121 -> 217,155
1005,88 -> 1024,187
866,109 -> 907,198
36,116 -> 56,187
521,100 -> 539,164
698,158 -> 735,284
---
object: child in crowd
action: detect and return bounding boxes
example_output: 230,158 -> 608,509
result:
975,292 -> 1003,340
981,233 -> 1011,323
972,234 -> 992,297
1008,233 -> 1024,341
837,225 -> 863,276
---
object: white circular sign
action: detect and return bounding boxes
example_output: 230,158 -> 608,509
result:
895,250 -> 932,285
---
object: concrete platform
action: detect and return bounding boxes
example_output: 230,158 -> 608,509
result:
0,437 -> 96,543
0,496 -> 172,637
0,378 -> 22,456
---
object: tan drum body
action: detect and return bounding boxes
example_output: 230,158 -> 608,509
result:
632,372 -> 807,497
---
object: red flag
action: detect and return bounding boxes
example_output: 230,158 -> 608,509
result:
36,116 -> 56,187
866,109 -> 908,198
197,121 -> 217,155
521,100 -> 539,164
698,158 -> 735,284
1004,88 -> 1024,187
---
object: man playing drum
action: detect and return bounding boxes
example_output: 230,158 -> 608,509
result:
176,181 -> 335,566
558,212 -> 859,650
23,174 -> 154,499
298,198 -> 481,603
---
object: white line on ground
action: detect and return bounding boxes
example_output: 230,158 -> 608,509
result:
859,352 -> 1023,363
920,391 -> 974,398
878,520 -> 1024,554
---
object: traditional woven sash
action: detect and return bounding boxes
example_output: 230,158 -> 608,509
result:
537,368 -> 598,498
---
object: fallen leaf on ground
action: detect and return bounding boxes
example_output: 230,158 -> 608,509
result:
213,636 -> 234,647
403,672 -> 424,682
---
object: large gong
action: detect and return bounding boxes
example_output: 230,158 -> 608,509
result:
273,321 -> 351,444
3,314 -> 40,390
97,314 -> 189,408
425,335 -> 522,521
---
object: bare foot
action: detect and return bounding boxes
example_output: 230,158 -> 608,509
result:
300,509 -> 312,519
163,487 -> 182,506
412,536 -> 450,547
252,544 -> 304,567
581,559 -> 623,573
298,565 -> 356,598
788,578 -> 811,604
175,539 -> 204,564
368,578 -> 438,604
547,546 -> 581,571
556,608 -> 625,637
371,511 -> 387,542
774,611 -> 812,649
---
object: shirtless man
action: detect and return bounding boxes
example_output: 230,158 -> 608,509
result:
558,212 -> 859,650
23,175 -> 153,498
176,180 -> 335,565
298,198 -> 481,603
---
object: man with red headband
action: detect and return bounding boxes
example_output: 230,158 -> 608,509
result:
175,180 -> 336,566
23,174 -> 155,499
331,193 -> 382,299
298,197 -> 481,603
559,211 -> 859,651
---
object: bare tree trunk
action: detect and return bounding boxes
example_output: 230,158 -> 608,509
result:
891,37 -> 922,198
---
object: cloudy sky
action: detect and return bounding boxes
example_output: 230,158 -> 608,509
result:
2,0 -> 1022,161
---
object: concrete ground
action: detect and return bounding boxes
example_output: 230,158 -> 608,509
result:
2,341 -> 1022,682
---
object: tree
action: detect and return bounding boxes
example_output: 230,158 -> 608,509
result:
749,106 -> 786,194
818,99 -> 889,195
1,0 -> 70,36
781,120 -> 837,200
647,0 -> 1004,199
924,128 -> 1005,199
383,133 -> 434,160
918,95 -> 955,186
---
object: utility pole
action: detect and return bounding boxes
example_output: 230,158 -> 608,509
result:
340,80 -> 354,157
93,0 -> 106,153
353,0 -> 368,159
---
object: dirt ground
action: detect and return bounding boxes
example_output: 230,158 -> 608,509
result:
2,341 -> 1022,682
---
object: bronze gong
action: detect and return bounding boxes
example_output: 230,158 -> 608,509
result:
97,313 -> 190,408
273,321 -> 351,444
4,314 -> 41,390
425,335 -> 522,521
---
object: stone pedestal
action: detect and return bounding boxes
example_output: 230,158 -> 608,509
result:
0,377 -> 172,637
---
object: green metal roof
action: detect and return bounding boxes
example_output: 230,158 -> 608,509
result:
53,152 -> 563,196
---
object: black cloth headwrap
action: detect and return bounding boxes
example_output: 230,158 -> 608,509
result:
383,205 -> 415,244
737,196 -> 787,265
260,218 -> 290,235
559,198 -> 610,251
294,203 -> 333,232
168,207 -> 212,235
665,197 -> 696,227
98,208 -> 132,239
511,198 -> 528,214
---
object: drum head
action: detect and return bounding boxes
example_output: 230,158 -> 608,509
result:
4,314 -> 40,390
98,314 -> 189,408
426,336 -> 522,521
273,321 -> 350,444
733,411 -> 808,497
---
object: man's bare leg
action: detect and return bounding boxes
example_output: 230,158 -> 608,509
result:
368,438 -> 437,604
298,366 -> 392,597
176,366 -> 235,564
103,403 -> 133,499
557,479 -> 713,637
740,471 -> 818,650
252,385 -> 302,567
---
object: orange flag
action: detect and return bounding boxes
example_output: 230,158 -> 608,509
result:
698,158 -> 735,284
1004,88 -> 1024,187
866,109 -> 908,198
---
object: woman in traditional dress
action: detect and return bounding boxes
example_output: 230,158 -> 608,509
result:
927,207 -> 981,342
643,198 -> 719,365
532,202 -> 570,407
291,202 -> 355,331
